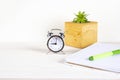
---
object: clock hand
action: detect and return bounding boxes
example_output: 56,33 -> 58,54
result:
55,37 -> 57,45
51,43 -> 57,45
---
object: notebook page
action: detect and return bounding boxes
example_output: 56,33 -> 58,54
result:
66,43 -> 120,73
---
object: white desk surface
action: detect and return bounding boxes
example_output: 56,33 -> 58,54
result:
0,42 -> 120,80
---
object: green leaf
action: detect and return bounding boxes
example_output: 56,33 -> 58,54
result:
73,11 -> 88,23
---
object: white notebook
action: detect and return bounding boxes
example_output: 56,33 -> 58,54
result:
65,42 -> 120,73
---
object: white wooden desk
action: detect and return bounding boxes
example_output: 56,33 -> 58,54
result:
0,43 -> 120,80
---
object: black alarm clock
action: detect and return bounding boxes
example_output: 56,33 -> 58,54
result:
47,29 -> 64,53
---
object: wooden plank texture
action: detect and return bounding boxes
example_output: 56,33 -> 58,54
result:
64,21 -> 97,48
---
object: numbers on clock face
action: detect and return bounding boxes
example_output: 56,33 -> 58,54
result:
47,35 -> 64,52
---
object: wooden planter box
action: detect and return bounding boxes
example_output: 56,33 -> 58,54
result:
64,21 -> 98,48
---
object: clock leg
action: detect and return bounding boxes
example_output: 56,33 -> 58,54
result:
60,51 -> 65,54
46,50 -> 65,54
46,50 -> 51,54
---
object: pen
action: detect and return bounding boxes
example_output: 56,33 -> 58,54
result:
89,49 -> 120,61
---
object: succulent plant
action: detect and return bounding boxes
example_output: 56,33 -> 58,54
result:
73,11 -> 88,23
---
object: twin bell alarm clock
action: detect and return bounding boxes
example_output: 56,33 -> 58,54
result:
47,29 -> 64,53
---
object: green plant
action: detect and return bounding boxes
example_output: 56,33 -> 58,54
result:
73,11 -> 88,23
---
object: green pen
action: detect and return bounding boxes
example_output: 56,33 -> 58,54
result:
89,49 -> 120,61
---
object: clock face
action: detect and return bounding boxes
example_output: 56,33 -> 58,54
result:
47,35 -> 64,52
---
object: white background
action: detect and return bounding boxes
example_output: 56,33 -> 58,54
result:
0,0 -> 120,44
